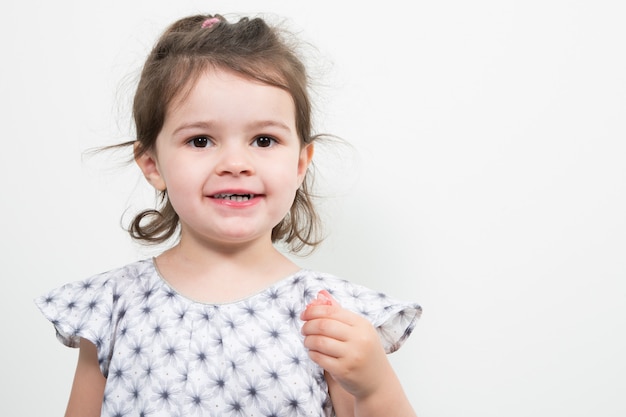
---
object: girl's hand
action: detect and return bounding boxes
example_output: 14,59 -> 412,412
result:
300,290 -> 392,399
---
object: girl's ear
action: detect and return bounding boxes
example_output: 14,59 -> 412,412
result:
297,143 -> 314,184
134,143 -> 166,191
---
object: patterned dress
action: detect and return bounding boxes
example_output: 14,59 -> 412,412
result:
36,259 -> 421,417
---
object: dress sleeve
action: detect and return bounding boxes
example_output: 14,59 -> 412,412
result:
34,273 -> 115,351
323,278 -> 422,354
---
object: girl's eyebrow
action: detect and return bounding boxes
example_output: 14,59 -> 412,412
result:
172,121 -> 213,136
249,120 -> 293,133
172,120 -> 293,136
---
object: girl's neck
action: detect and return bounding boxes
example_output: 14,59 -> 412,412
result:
154,235 -> 300,304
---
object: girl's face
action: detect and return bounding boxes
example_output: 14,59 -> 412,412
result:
136,68 -> 313,249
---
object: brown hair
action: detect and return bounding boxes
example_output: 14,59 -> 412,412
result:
126,13 -> 323,252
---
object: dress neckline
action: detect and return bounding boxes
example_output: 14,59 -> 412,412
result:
148,257 -> 307,306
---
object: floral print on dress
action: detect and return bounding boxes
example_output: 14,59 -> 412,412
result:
36,259 -> 421,417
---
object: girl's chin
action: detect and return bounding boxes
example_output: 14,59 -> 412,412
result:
184,229 -> 272,246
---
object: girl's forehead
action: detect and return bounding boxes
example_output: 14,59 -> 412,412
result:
163,67 -> 297,131
169,66 -> 292,110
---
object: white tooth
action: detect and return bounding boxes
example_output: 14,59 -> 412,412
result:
212,193 -> 253,200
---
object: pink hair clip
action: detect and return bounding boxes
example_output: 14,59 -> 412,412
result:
201,17 -> 220,29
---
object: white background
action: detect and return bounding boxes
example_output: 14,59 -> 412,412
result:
2,1 -> 625,416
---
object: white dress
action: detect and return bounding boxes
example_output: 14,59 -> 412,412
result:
35,258 -> 421,417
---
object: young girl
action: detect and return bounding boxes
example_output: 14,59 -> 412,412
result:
36,13 -> 421,417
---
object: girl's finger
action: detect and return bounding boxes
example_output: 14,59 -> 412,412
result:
303,333 -> 348,359
301,316 -> 351,341
301,290 -> 341,320
312,290 -> 334,306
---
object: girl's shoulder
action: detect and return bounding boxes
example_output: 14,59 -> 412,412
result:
292,268 -> 407,307
88,258 -> 156,283
34,258 -> 158,349
53,259 -> 158,300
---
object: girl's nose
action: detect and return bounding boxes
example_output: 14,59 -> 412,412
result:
215,146 -> 254,176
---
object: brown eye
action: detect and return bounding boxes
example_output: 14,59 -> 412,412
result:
189,136 -> 210,148
253,136 -> 276,148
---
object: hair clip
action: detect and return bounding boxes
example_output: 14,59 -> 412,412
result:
201,17 -> 220,29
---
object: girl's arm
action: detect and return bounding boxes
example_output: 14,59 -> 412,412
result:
325,362 -> 417,417
64,338 -> 106,417
301,291 -> 417,417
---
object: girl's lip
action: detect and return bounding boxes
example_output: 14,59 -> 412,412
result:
208,189 -> 259,196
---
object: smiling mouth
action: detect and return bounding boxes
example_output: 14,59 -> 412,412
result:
212,193 -> 255,202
